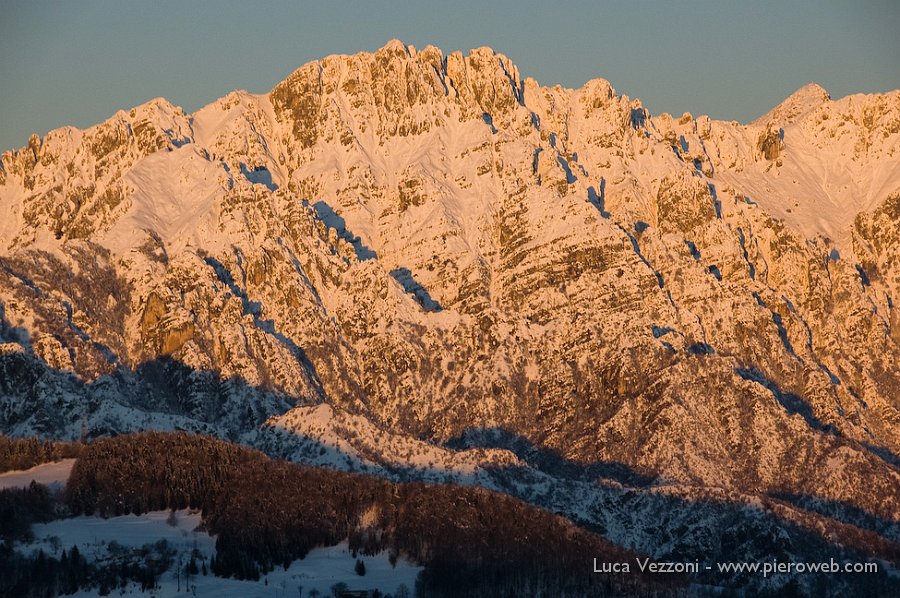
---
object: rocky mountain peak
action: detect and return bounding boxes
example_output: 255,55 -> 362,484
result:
755,82 -> 831,125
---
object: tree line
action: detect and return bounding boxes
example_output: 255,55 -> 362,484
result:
0,539 -> 176,597
0,481 -> 55,541
0,435 -> 84,473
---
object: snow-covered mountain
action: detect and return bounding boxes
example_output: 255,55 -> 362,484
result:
1,40 -> 899,591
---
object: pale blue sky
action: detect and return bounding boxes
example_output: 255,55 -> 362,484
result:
1,0 -> 897,151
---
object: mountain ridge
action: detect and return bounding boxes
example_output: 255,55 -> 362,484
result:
1,40 -> 899,594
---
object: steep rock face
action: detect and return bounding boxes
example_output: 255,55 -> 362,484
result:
1,41 -> 899,559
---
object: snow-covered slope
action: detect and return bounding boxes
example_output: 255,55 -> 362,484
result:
1,40 -> 899,592
0,458 -> 74,490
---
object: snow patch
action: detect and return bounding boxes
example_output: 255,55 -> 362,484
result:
0,458 -> 75,490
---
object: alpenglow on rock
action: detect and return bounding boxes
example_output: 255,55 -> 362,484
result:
1,41 -> 899,586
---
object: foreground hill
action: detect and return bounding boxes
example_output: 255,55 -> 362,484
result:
3,432 -> 671,597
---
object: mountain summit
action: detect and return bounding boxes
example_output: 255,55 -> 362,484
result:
1,41 -> 899,594
755,82 -> 831,124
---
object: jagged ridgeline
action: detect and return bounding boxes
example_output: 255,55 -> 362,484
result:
0,40 -> 899,595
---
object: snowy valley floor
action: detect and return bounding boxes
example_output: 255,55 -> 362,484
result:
1,461 -> 421,597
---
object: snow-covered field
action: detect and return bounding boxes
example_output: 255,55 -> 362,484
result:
27,510 -> 212,557
23,510 -> 421,597
3,459 -> 420,595
0,458 -> 75,490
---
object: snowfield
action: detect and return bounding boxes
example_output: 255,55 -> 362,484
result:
0,458 -> 75,490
